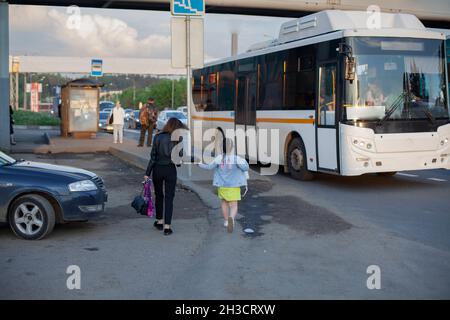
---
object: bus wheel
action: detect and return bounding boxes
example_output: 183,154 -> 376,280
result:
287,138 -> 314,181
377,171 -> 397,176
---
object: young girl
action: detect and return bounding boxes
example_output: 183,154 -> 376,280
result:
198,138 -> 249,233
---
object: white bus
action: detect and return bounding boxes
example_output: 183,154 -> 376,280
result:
191,10 -> 450,180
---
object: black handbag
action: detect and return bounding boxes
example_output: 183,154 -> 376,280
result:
108,113 -> 114,125
131,195 -> 147,215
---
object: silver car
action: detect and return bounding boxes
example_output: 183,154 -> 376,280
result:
156,110 -> 188,131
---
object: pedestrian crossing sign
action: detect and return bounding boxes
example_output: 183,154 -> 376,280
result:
171,0 -> 205,16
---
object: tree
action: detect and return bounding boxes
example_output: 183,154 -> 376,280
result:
119,78 -> 187,110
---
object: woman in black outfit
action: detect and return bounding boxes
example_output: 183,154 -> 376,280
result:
144,118 -> 187,236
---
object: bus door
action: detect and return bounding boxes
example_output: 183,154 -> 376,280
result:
235,73 -> 257,162
316,62 -> 339,172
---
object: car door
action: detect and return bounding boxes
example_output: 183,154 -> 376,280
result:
0,167 -> 16,221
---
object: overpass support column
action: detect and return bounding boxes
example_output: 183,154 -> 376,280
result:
0,1 -> 10,152
0,0 -> 11,151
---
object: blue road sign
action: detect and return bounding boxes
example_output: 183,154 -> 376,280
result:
91,59 -> 103,77
171,0 -> 205,16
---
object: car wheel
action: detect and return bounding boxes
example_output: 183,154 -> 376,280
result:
8,194 -> 56,240
287,137 -> 314,181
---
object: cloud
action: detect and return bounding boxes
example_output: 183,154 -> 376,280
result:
9,5 -> 289,61
11,5 -> 171,58
10,5 -> 50,31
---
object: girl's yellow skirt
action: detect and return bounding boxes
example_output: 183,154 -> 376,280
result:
218,187 -> 241,201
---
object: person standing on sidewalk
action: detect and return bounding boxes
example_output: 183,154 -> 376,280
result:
138,97 -> 158,147
9,105 -> 16,145
111,101 -> 125,144
144,118 -> 187,236
198,138 -> 249,233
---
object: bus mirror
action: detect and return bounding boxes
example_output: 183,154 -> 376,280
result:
345,57 -> 356,82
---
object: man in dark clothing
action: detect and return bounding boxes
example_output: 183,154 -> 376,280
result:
137,97 -> 158,147
9,105 -> 16,145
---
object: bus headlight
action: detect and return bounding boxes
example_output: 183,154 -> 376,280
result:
440,138 -> 448,146
351,137 -> 375,152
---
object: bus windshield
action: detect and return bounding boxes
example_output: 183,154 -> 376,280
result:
343,37 -> 449,124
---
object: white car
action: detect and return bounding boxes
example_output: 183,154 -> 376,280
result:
156,110 -> 188,131
177,106 -> 188,114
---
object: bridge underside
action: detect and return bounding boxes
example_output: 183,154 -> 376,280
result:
8,0 -> 450,29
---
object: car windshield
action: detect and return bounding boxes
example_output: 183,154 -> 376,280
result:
99,112 -> 109,120
0,151 -> 16,166
165,112 -> 187,119
343,37 -> 449,122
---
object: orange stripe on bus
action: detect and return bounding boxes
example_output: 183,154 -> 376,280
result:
192,115 -> 314,124
192,116 -> 234,122
256,118 -> 314,124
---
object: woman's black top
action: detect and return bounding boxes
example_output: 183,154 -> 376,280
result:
145,132 -> 183,176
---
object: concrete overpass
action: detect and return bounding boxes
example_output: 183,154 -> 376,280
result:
2,0 -> 450,151
7,0 -> 450,28
8,56 -> 185,75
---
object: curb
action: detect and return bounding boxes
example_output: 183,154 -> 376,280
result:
43,132 -> 53,146
14,125 -> 60,130
177,178 -> 221,210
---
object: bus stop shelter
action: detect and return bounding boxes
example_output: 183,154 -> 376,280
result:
60,78 -> 103,139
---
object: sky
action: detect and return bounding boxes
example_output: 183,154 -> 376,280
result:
9,5 -> 290,62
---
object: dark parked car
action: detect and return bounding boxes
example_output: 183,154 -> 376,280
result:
0,151 -> 107,240
99,110 -> 113,133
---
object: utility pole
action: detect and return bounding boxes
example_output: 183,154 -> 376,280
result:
0,1 -> 10,151
23,73 -> 27,109
186,16 -> 191,124
133,78 -> 136,107
171,78 -> 175,109
231,32 -> 238,56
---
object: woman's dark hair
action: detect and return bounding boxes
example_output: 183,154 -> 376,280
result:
162,117 -> 188,134
223,138 -> 234,155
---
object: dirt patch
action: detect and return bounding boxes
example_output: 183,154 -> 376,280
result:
195,179 -> 351,236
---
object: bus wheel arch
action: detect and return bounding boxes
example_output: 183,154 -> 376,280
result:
285,133 -> 314,181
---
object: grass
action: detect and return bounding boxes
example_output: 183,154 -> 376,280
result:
13,110 -> 60,126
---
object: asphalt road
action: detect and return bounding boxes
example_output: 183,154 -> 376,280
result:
0,151 -> 449,299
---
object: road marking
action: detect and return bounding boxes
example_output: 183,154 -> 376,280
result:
397,173 -> 419,178
427,178 -> 447,182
